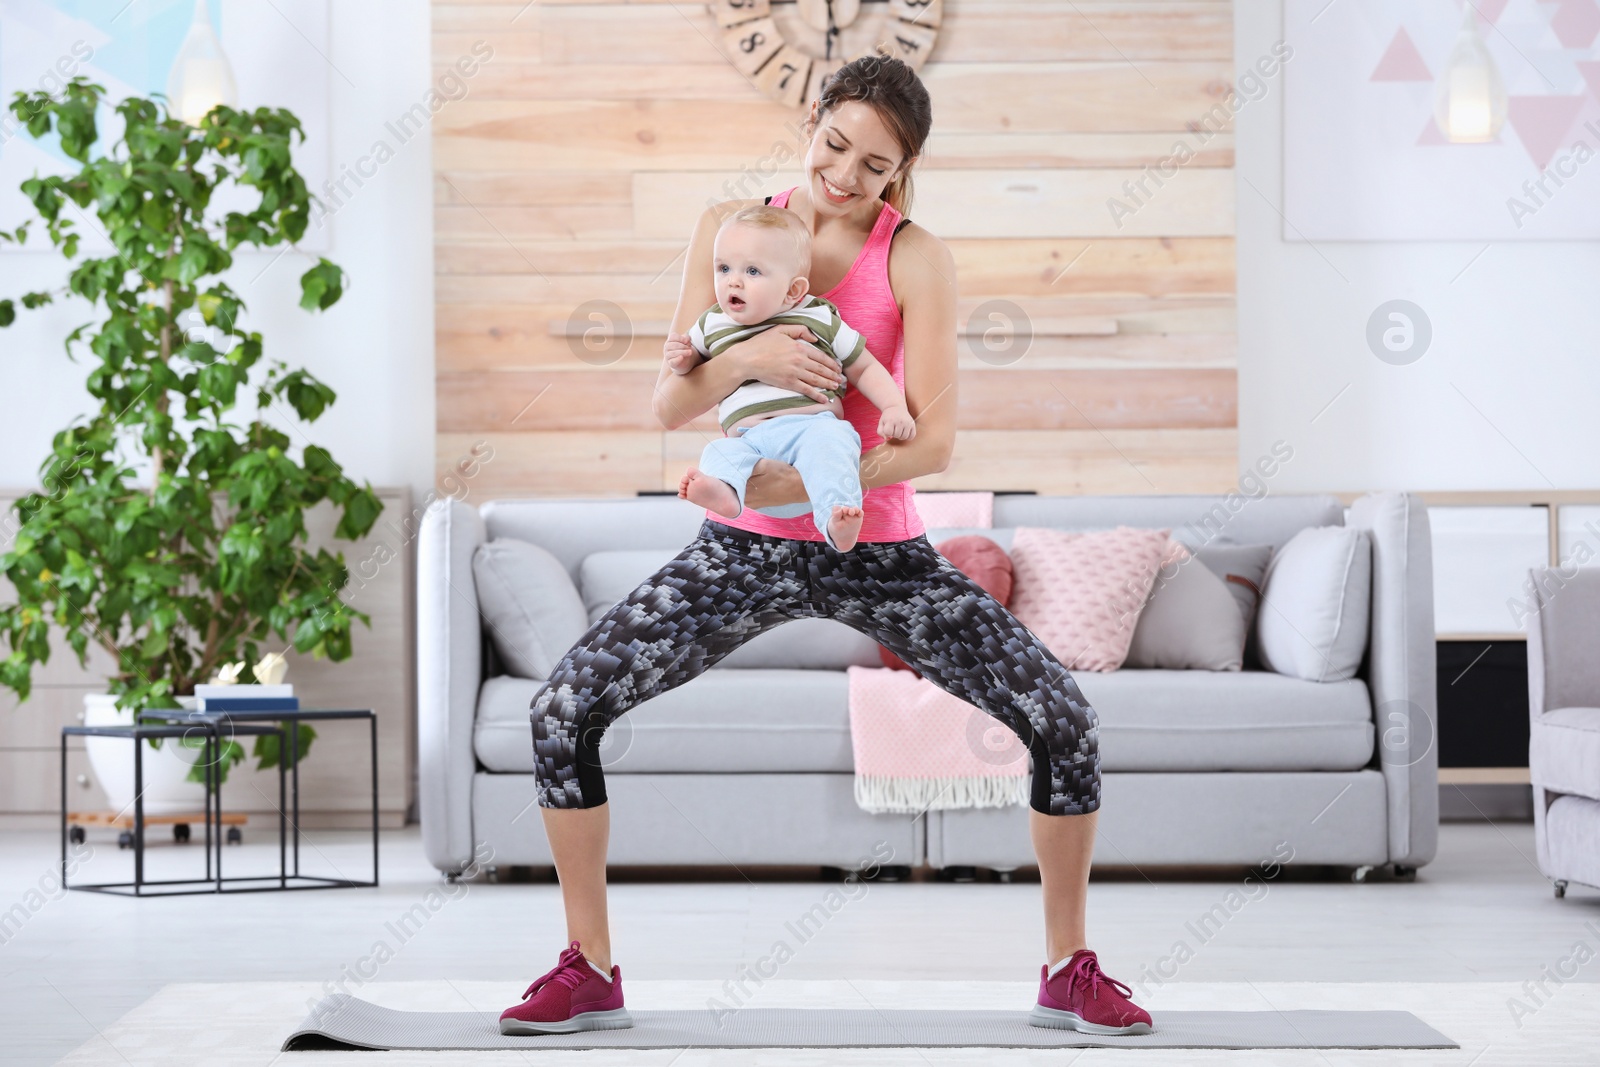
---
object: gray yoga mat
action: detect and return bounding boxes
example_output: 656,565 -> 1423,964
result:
283,994 -> 1458,1051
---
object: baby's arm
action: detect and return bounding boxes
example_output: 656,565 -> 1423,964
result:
844,349 -> 916,441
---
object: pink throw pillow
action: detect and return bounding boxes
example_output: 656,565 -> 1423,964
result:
880,535 -> 1014,672
912,491 -> 994,529
1007,526 -> 1173,672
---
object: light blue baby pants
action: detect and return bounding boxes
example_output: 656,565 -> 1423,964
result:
697,411 -> 863,549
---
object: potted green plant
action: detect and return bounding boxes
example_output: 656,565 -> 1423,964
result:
0,79 -> 381,814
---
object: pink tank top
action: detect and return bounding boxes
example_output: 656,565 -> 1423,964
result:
706,186 -> 926,543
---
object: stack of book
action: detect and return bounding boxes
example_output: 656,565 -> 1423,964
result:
193,684 -> 299,713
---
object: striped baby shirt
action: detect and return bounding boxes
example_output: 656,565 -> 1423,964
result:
688,294 -> 867,434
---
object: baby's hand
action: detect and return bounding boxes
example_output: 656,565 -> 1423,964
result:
878,405 -> 916,441
663,333 -> 699,375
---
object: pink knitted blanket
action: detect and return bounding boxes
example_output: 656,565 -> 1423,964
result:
846,665 -> 1030,813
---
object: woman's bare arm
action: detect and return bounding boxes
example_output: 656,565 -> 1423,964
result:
857,222 -> 958,489
652,203 -> 844,431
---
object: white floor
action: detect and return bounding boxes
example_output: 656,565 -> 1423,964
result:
2,821 -> 1597,1065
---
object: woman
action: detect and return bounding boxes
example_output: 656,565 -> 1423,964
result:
499,54 -> 1152,1039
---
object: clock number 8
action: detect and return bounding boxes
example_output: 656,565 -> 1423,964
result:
739,30 -> 766,53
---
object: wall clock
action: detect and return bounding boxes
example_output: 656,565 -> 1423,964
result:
710,0 -> 941,108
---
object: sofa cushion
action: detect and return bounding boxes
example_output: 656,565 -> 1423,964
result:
474,671 -> 853,773
1256,526 -> 1371,682
1530,706 -> 1600,801
472,538 -> 591,679
577,549 -> 882,670
473,667 -> 1374,774
1075,669 -> 1374,771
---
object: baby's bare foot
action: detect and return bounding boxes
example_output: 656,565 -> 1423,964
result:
828,504 -> 864,551
681,468 -> 741,517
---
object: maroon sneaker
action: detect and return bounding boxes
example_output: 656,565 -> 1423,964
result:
1029,948 -> 1154,1035
499,939 -> 632,1035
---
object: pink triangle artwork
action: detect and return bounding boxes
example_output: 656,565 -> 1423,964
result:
1578,60 -> 1600,100
1506,95 -> 1588,170
1283,0 -> 1600,239
1550,0 -> 1600,49
1476,0 -> 1513,25
1371,27 -> 1433,81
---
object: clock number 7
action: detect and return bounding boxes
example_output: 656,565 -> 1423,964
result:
777,62 -> 799,89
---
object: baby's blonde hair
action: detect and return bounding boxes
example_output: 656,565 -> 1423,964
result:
720,204 -> 812,280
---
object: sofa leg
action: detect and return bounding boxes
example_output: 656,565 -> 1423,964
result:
1351,865 -> 1375,884
1555,880 -> 1568,899
1393,864 -> 1417,882
935,865 -> 977,883
990,868 -> 1015,884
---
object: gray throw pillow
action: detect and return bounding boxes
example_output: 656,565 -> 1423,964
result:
1255,526 -> 1371,682
472,538 -> 591,679
1194,543 -> 1275,669
1124,543 -> 1274,670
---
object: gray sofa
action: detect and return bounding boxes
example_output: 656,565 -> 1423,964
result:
1525,565 -> 1600,897
418,491 -> 1438,878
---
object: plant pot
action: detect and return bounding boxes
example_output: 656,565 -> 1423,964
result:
82,694 -> 208,816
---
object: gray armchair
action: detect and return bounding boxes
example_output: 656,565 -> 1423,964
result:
1525,565 -> 1600,897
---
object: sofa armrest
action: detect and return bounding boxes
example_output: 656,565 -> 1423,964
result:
1525,564 -> 1600,718
1347,491 -> 1438,867
417,498 -> 485,874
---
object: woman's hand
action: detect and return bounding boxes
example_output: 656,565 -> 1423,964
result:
727,324 -> 844,404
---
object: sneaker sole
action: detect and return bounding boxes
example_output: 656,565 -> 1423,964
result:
1028,1003 -> 1153,1036
500,1007 -> 634,1035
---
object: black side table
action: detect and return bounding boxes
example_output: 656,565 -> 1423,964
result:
139,708 -> 380,892
61,708 -> 379,895
61,720 -> 285,897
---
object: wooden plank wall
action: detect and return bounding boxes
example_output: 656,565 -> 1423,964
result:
433,0 -> 1237,498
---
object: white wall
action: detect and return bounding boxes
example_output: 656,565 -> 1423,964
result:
1236,3 -> 1600,492
0,1 -> 435,505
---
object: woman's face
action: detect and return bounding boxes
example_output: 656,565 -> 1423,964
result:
802,99 -> 911,216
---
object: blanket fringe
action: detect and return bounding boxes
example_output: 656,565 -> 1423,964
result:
853,774 -> 1030,814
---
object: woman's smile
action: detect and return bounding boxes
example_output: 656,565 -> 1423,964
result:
820,174 -> 856,203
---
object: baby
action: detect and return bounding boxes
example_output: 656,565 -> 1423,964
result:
666,204 -> 915,552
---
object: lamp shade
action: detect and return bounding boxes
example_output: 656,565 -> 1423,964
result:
166,0 -> 237,125
1433,5 -> 1507,143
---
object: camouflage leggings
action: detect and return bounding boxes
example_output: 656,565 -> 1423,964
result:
529,520 -> 1101,816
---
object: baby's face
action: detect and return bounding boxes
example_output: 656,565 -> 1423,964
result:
713,225 -> 806,324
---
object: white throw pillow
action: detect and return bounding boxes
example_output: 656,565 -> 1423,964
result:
1254,526 -> 1371,682
472,538 -> 591,679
